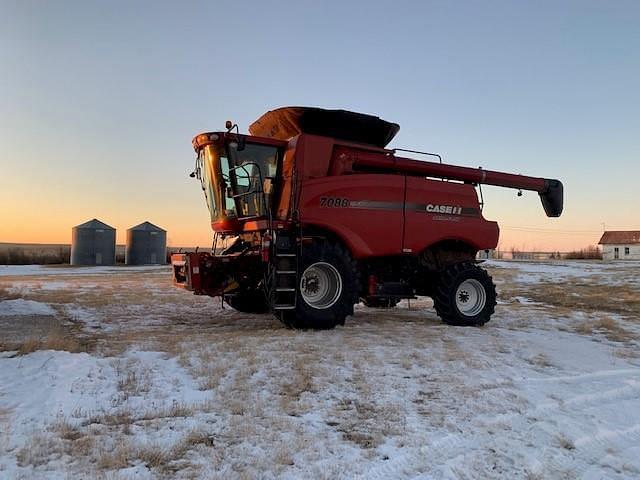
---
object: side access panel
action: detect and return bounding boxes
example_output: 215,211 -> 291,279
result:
298,174 -> 405,258
402,177 -> 499,253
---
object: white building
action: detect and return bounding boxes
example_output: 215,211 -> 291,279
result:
598,231 -> 640,261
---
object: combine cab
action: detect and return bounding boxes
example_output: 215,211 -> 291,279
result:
173,107 -> 563,329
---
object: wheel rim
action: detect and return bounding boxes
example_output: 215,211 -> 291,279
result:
455,279 -> 486,317
300,262 -> 343,309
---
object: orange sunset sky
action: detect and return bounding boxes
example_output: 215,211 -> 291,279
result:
1,2 -> 639,252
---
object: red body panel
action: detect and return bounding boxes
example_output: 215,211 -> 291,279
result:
402,177 -> 499,253
298,173 -> 498,259
299,174 -> 405,258
171,253 -> 203,293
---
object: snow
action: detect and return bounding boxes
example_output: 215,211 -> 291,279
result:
0,265 -> 168,277
0,299 -> 56,316
0,351 -> 113,436
0,260 -> 639,478
0,349 -> 211,478
486,259 -> 640,286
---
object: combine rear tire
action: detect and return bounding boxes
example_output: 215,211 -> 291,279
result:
278,241 -> 359,330
225,289 -> 270,314
433,262 -> 496,326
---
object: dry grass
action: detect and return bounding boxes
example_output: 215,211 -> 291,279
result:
273,443 -> 295,466
16,434 -> 65,467
0,407 -> 12,453
85,399 -> 201,430
16,412 -> 217,474
528,353 -> 553,368
85,408 -> 127,428
574,316 -> 636,343
613,347 -> 639,359
556,433 -> 576,450
197,368 -> 223,390
0,294 -> 96,354
96,429 -> 215,474
113,359 -> 152,398
11,333 -> 88,355
330,398 -> 406,449
0,286 -> 22,300
16,418 -> 97,468
519,282 -> 640,318
95,441 -> 130,471
524,471 -> 545,480
96,441 -> 172,471
181,429 -> 214,449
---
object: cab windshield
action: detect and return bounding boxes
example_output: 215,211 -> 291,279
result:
197,141 -> 279,221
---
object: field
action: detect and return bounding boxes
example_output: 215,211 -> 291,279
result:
1,260 -> 639,479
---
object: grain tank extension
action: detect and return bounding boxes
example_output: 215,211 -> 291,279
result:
172,107 -> 563,329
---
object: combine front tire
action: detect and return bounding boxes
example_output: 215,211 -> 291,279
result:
433,262 -> 496,326
278,241 -> 359,330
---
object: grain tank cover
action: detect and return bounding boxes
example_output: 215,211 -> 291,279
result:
70,218 -> 116,266
125,221 -> 167,265
249,106 -> 400,148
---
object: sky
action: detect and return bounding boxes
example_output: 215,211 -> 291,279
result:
1,0 -> 639,251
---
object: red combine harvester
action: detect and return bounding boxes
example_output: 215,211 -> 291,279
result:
172,107 -> 563,329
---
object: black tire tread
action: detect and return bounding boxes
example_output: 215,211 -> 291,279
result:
277,240 -> 359,330
433,261 -> 496,326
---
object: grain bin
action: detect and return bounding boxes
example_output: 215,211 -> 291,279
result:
125,222 -> 167,265
70,219 -> 116,265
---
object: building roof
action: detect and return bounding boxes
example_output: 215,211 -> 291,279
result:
74,218 -> 115,230
128,221 -> 166,232
598,231 -> 640,245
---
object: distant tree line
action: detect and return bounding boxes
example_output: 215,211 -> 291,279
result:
0,247 -> 70,265
481,245 -> 603,260
564,245 -> 602,260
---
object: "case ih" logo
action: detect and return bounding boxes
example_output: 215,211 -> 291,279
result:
425,204 -> 463,215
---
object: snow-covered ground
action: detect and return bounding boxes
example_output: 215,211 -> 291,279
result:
0,265 -> 166,277
0,261 -> 639,479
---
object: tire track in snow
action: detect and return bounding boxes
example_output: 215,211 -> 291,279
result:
562,379 -> 640,407
486,374 -> 640,428
509,371 -> 640,478
359,432 -> 471,480
542,424 -> 640,478
523,368 -> 640,383
362,370 -> 640,478
574,423 -> 640,449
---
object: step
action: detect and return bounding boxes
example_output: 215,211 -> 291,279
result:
273,304 -> 296,310
275,253 -> 296,257
275,288 -> 296,292
276,270 -> 296,275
